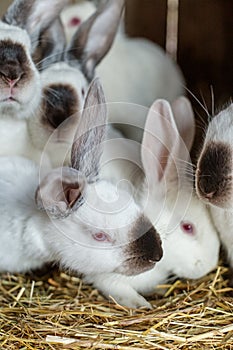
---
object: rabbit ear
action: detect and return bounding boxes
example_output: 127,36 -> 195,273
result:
32,18 -> 66,70
2,0 -> 69,52
35,167 -> 86,219
71,78 -> 107,182
171,96 -> 195,152
141,99 -> 190,188
65,0 -> 124,81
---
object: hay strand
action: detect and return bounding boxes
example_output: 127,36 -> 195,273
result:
1,265 -> 233,349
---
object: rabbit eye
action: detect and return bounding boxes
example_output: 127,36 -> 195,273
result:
93,232 -> 110,242
69,17 -> 81,27
181,221 -> 195,235
81,88 -> 85,97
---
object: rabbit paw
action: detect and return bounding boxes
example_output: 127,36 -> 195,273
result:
109,290 -> 152,309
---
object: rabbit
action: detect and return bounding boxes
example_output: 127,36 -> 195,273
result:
60,0 -> 185,142
26,0 -> 125,168
0,0 -> 69,157
84,96 -> 220,309
0,79 -> 163,283
195,102 -> 233,272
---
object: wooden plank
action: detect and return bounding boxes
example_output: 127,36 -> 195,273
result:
125,0 -> 167,48
0,0 -> 12,17
178,0 -> 233,111
177,0 -> 233,158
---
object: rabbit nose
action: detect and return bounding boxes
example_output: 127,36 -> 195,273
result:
196,141 -> 232,200
132,223 -> 163,263
197,175 -> 217,199
0,61 -> 23,87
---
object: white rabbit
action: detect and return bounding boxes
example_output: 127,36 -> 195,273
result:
60,0 -> 185,141
0,79 -> 163,280
0,0 -> 69,157
195,103 -> 233,274
84,97 -> 220,308
27,0 -> 125,168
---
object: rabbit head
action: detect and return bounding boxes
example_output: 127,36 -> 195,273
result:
140,97 -> 220,279
60,0 -> 97,42
35,78 -> 163,276
196,103 -> 233,210
0,0 -> 69,120
27,0 -> 124,165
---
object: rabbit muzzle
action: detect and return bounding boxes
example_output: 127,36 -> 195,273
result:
117,216 -> 163,276
196,141 -> 233,209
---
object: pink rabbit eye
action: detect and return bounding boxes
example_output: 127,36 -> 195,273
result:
69,17 -> 81,27
93,232 -> 110,242
181,221 -> 195,235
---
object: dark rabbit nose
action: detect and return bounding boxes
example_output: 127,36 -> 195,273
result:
134,226 -> 163,263
197,175 -> 217,199
197,141 -> 232,199
43,84 -> 78,128
0,60 -> 23,86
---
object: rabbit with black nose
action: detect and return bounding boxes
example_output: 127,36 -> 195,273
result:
60,0 -> 185,142
84,96 -> 220,309
196,103 -> 233,270
27,0 -> 124,168
0,0 -> 69,158
0,79 -> 162,290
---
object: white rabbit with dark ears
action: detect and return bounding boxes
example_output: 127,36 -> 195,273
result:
0,79 -> 163,283
0,0 -> 69,157
195,103 -> 233,277
84,97 -> 220,308
60,0 -> 185,142
27,0 -> 125,167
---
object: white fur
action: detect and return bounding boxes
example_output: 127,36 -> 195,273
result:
61,1 -> 185,141
27,0 -> 184,169
0,23 -> 41,159
27,0 -> 124,168
61,1 -> 97,41
196,103 -> 233,267
27,62 -> 88,167
0,155 -> 144,275
0,23 -> 41,114
0,0 -> 69,161
85,97 -> 220,308
0,80 -> 162,283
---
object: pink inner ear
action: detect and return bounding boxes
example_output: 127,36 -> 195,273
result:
67,188 -> 81,207
69,17 -> 81,27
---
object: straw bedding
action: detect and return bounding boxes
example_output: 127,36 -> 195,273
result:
1,264 -> 233,349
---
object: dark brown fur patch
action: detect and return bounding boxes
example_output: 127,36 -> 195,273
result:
32,18 -> 66,70
121,216 -> 163,276
2,0 -> 34,29
197,142 -> 232,205
0,40 -> 32,86
42,84 -> 79,129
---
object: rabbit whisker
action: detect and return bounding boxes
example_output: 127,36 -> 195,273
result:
183,85 -> 210,118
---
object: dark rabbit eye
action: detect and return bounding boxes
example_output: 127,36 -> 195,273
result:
181,221 -> 195,235
81,88 -> 85,97
93,232 -> 110,242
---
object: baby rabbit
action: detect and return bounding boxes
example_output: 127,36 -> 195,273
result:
196,103 -> 233,271
0,0 -> 69,157
27,0 -> 125,168
84,97 -> 220,308
0,79 -> 163,281
60,0 -> 185,141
